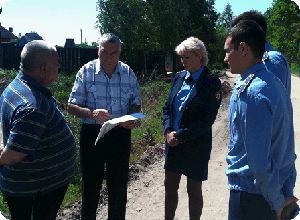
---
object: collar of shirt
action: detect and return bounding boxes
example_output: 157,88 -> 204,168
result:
240,63 -> 266,81
95,59 -> 121,77
18,72 -> 53,98
265,42 -> 275,52
185,66 -> 204,82
235,63 -> 266,90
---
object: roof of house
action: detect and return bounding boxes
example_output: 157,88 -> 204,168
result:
0,25 -> 17,39
24,33 -> 43,41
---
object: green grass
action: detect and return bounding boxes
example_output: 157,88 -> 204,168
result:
0,70 -> 171,217
291,62 -> 300,78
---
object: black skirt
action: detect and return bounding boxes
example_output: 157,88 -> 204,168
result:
164,132 -> 212,181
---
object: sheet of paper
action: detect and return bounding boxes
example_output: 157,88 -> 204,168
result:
94,113 -> 146,145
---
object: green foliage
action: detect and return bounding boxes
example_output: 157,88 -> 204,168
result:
291,62 -> 300,77
213,3 -> 234,69
60,183 -> 81,208
96,0 -> 219,55
0,192 -> 9,217
130,80 -> 170,162
267,0 -> 300,64
75,42 -> 98,49
216,3 -> 234,37
0,69 -> 18,80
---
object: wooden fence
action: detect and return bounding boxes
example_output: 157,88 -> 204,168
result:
0,43 -> 180,81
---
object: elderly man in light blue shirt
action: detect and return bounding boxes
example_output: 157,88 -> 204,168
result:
224,20 -> 297,220
68,33 -> 141,220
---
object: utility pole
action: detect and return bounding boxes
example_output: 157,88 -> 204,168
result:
80,29 -> 82,44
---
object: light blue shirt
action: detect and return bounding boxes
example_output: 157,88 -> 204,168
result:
263,42 -> 291,95
68,59 -> 142,124
226,63 -> 296,210
173,66 -> 203,131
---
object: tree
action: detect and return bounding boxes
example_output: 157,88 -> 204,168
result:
212,3 -> 234,69
267,0 -> 300,64
96,0 -> 157,50
216,3 -> 233,37
96,0 -> 219,54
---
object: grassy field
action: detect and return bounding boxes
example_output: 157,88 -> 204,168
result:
0,70 -> 171,218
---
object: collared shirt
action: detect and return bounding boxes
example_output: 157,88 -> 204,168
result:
173,66 -> 203,131
226,63 -> 296,210
263,42 -> 291,95
0,72 -> 78,197
68,59 -> 142,125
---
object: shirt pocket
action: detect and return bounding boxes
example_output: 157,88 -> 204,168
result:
86,85 -> 97,106
120,87 -> 133,109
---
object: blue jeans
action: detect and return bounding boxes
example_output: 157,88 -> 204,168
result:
228,190 -> 278,220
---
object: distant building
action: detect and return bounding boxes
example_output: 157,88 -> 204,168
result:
64,38 -> 76,48
18,33 -> 44,47
0,23 -> 17,43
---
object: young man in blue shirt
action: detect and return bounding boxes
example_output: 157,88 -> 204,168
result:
224,20 -> 297,220
231,11 -> 291,95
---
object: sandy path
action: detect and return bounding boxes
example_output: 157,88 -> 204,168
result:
96,73 -> 237,220
96,72 -> 300,220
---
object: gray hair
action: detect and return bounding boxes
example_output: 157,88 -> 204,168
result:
175,36 -> 208,66
20,40 -> 57,72
98,33 -> 122,51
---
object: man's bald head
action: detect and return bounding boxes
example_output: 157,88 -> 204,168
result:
20,40 -> 57,72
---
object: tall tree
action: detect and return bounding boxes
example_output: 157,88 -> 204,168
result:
216,3 -> 234,37
212,3 -> 234,69
96,0 -> 219,55
267,0 -> 300,64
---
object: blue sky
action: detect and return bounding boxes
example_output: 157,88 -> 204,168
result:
0,0 -> 276,46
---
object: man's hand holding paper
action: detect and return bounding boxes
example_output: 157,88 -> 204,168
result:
119,120 -> 136,129
92,109 -> 112,122
94,113 -> 145,145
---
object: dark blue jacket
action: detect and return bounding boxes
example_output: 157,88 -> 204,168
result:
162,66 -> 222,159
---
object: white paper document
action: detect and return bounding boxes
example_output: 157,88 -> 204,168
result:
95,113 -> 145,145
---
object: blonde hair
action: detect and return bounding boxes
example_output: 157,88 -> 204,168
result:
175,36 -> 208,66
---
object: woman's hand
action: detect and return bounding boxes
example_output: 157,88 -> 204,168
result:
166,131 -> 180,147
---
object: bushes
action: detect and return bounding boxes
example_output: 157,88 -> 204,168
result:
131,81 -> 171,162
291,63 -> 300,78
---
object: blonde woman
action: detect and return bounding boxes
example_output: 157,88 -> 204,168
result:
162,36 -> 222,219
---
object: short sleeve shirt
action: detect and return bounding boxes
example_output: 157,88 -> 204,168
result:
68,59 -> 142,125
0,72 -> 78,197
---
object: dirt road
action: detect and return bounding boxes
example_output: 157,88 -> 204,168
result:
95,72 -> 300,220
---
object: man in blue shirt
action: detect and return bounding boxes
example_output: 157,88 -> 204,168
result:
224,20 -> 297,219
68,33 -> 141,220
0,40 -> 78,220
231,11 -> 291,95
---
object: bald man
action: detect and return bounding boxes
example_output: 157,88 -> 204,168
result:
0,40 -> 77,220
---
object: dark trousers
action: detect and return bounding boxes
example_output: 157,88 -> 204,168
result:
4,183 -> 69,220
80,123 -> 131,220
228,190 -> 278,220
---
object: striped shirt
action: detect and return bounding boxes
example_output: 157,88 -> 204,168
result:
68,59 -> 142,125
0,72 -> 78,197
